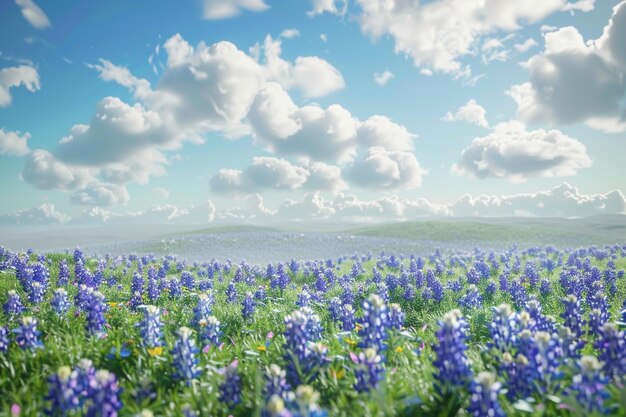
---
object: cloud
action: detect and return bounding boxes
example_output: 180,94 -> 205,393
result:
280,29 -> 300,39
248,83 -> 358,162
348,147 -> 426,190
508,1 -> 626,132
21,33 -> 420,207
71,201 -> 216,225
307,0 -> 347,17
0,128 -> 30,156
55,97 -> 172,166
373,70 -> 394,86
21,150 -> 93,191
15,0 -> 51,29
514,38 -> 538,53
202,0 -> 269,20
277,192 -> 336,220
357,115 -> 416,151
442,99 -> 489,128
452,120 -> 592,182
0,204 -> 68,226
70,183 -> 130,207
563,0 -> 596,12
210,157 -> 346,195
0,65 -> 40,107
352,0 -> 590,79
261,35 -> 345,98
152,187 -> 170,199
451,183 -> 625,218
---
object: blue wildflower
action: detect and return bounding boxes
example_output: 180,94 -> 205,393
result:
45,366 -> 80,415
388,303 -> 404,330
265,364 -> 290,400
242,292 -> 256,319
219,361 -> 241,408
433,309 -> 472,389
51,288 -> 71,317
595,323 -> 625,379
354,348 -> 384,393
358,294 -> 388,351
566,356 -> 610,413
467,372 -> 505,417
0,325 -> 9,353
171,327 -> 200,383
139,306 -> 163,348
86,369 -> 122,417
4,290 -> 24,316
14,316 -> 43,350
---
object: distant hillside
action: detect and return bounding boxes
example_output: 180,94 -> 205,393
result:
347,215 -> 626,246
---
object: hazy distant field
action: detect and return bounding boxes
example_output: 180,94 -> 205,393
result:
2,215 -> 625,263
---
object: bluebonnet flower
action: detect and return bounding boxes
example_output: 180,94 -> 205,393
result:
171,327 -> 200,383
168,278 -> 181,298
539,279 -> 551,297
219,360 -> 241,407
139,306 -> 163,348
14,316 -> 43,350
358,294 -> 388,351
467,372 -> 505,417
255,285 -> 266,302
226,281 -> 237,303
51,288 -> 71,317
199,316 -> 221,345
4,290 -> 24,317
521,331 -> 562,394
193,292 -> 214,327
57,260 -> 70,287
265,364 -> 290,399
561,294 -> 585,337
489,304 -> 521,352
433,309 -> 472,389
328,297 -> 342,322
354,348 -> 384,393
28,281 -> 45,304
500,352 -> 533,400
509,279 -> 528,309
566,356 -> 610,413
74,359 -> 96,398
388,303 -> 404,330
45,366 -> 80,415
181,271 -> 195,290
147,268 -> 159,301
340,304 -> 355,332
0,325 -> 9,353
129,291 -> 143,311
75,285 -> 93,311
242,292 -> 256,319
595,323 -> 625,379
459,285 -> 482,310
296,286 -> 311,308
86,369 -> 122,417
283,308 -> 323,384
484,282 -> 497,298
85,291 -> 107,335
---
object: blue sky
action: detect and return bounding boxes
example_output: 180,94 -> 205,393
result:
1,0 -> 625,225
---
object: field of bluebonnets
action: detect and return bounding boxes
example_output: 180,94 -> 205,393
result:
0,243 -> 625,417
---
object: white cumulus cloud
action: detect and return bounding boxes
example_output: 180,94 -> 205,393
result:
452,121 -> 592,182
0,128 -> 30,156
202,0 -> 269,20
442,99 -> 489,128
15,0 -> 51,29
0,65 -> 40,108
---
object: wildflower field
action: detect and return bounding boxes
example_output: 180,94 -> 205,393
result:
0,244 -> 625,417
